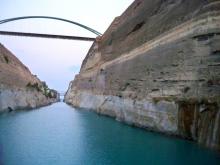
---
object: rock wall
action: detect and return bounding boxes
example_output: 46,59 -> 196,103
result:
0,43 -> 59,112
65,0 -> 220,150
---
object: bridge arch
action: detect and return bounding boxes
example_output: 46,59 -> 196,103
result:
0,16 -> 102,36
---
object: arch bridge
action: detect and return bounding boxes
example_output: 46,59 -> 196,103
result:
0,16 -> 102,41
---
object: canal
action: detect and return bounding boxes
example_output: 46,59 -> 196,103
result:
0,102 -> 219,165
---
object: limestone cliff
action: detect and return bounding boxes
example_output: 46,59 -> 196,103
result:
65,0 -> 220,150
0,43 -> 59,112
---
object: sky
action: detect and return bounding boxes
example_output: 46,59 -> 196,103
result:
0,0 -> 133,92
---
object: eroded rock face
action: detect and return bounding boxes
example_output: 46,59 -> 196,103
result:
0,43 -> 59,112
65,0 -> 220,150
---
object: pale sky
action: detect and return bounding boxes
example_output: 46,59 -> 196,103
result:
0,0 -> 133,92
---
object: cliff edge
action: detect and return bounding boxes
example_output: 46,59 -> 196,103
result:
65,0 -> 220,150
0,43 -> 59,112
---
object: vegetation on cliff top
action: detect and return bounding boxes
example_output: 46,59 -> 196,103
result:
26,82 -> 58,99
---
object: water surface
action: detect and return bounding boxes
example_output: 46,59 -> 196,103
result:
0,102 -> 219,165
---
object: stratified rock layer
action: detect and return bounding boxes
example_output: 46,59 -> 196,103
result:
65,0 -> 220,150
0,43 -> 59,112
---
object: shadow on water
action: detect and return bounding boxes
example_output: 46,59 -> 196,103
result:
0,102 -> 219,165
0,143 -> 3,165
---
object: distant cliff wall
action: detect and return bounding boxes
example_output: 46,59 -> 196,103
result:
65,0 -> 220,150
0,43 -> 59,112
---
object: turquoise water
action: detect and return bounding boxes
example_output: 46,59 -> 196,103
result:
0,102 -> 219,165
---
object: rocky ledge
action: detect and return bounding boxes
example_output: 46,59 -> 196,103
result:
65,0 -> 220,150
0,43 -> 59,112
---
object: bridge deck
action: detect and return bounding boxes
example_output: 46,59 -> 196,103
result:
0,31 -> 95,41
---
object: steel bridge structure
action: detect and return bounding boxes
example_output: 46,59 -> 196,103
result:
0,16 -> 102,41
